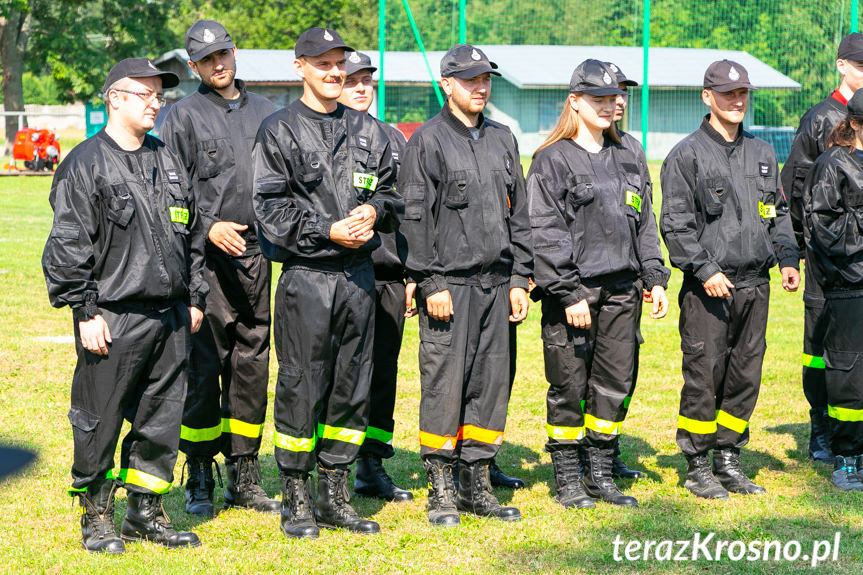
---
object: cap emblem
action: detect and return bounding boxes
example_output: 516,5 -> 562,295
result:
148,60 -> 157,70
349,51 -> 361,63
202,29 -> 215,43
609,63 -> 619,73
729,66 -> 740,81
471,49 -> 481,61
603,71 -> 612,85
323,29 -> 334,41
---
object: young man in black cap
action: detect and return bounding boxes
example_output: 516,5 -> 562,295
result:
660,60 -> 800,499
160,19 -> 279,518
781,33 -> 863,464
43,58 -> 206,553
253,27 -> 401,539
399,44 -> 533,526
336,51 -> 413,503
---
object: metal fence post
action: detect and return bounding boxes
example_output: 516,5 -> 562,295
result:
459,0 -> 466,43
401,0 -> 445,107
641,0 -> 650,155
379,0 -> 387,122
853,0 -> 859,33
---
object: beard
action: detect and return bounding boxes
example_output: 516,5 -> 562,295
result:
204,67 -> 236,91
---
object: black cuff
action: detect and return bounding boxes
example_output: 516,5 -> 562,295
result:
72,296 -> 100,322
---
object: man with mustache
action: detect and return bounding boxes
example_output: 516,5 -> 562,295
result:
660,60 -> 800,499
160,20 -> 279,518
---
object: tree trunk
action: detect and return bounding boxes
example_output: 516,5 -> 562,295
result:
0,9 -> 30,155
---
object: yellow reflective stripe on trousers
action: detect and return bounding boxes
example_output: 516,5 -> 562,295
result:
274,430 -> 316,452
828,405 -> 863,422
802,353 -> 826,369
222,418 -> 264,439
180,423 -> 221,443
365,426 -> 394,445
716,410 -> 749,434
319,424 -> 366,446
546,423 -> 584,441
119,468 -> 172,494
584,414 -> 622,436
677,415 -> 717,435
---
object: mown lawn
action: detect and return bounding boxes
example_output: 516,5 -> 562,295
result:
0,165 -> 861,574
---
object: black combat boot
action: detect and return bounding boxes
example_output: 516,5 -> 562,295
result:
456,460 -> 521,521
489,458 -> 526,489
684,453 -> 729,500
550,449 -> 595,509
76,480 -> 125,554
315,466 -> 380,534
832,455 -> 863,491
423,457 -> 460,527
223,456 -> 280,513
279,473 -> 319,539
713,448 -> 766,495
120,492 -> 201,548
183,455 -> 220,517
611,439 -> 644,479
354,454 -> 413,502
808,408 -> 833,463
581,446 -> 638,507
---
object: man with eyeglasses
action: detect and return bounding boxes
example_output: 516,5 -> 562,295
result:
160,19 -> 279,518
43,58 -> 207,553
253,27 -> 401,539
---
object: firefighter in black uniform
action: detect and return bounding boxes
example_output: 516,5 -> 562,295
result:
43,58 -> 207,553
803,90 -> 863,491
528,59 -> 669,509
253,27 -> 401,539
336,50 -> 413,503
781,33 -> 863,464
605,61 -> 648,481
660,60 -> 800,499
399,44 -> 533,526
160,20 -> 279,518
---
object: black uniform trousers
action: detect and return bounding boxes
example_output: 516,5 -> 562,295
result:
542,278 -> 640,451
418,281 -> 511,464
68,302 -> 190,495
180,248 -> 271,459
272,259 -> 375,473
676,277 -> 769,456
823,297 -> 863,456
802,267 -> 828,409
358,280 -> 406,460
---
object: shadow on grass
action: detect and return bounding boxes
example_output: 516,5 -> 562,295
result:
765,421 -> 817,463
655,446 -> 786,490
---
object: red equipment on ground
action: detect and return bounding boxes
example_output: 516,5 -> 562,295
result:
10,127 -> 61,171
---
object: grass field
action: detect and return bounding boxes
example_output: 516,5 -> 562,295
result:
1,165 -> 861,574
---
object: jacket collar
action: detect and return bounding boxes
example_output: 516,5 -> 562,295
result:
699,114 -> 743,148
441,101 -> 486,138
197,79 -> 248,109
290,98 -> 345,121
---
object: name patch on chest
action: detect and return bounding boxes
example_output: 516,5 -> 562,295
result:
169,206 -> 189,224
625,191 -> 642,213
353,172 -> 378,191
759,162 -> 771,176
758,201 -> 776,219
167,169 -> 180,183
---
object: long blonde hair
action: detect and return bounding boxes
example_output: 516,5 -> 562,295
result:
534,92 -> 621,158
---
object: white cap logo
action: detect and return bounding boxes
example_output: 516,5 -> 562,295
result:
471,49 -> 481,61
729,66 -> 740,81
202,29 -> 215,43
349,51 -> 361,63
323,30 -> 333,41
603,71 -> 612,85
148,60 -> 157,70
609,63 -> 619,73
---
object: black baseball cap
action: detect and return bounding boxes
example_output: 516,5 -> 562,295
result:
185,20 -> 235,63
345,51 -> 377,77
569,59 -> 626,96
606,62 -> 638,87
703,59 -> 756,92
102,58 -> 179,94
847,88 -> 863,115
440,44 -> 501,79
295,27 -> 353,59
839,33 -> 863,61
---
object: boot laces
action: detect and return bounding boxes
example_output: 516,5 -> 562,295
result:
428,461 -> 456,507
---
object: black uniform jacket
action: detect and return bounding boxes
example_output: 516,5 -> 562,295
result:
42,129 -> 208,321
372,121 -> 408,281
252,99 -> 402,264
781,94 -> 846,252
804,146 -> 863,297
660,116 -> 799,288
398,104 -> 533,297
159,80 -> 276,254
528,137 -> 670,308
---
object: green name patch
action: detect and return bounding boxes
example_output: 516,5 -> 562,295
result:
353,172 -> 378,191
169,206 -> 189,225
758,201 -> 776,219
625,191 -> 642,213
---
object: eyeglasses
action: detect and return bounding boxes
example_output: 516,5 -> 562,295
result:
113,89 -> 166,107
